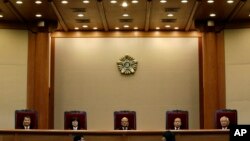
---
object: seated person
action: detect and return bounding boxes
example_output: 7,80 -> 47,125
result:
162,131 -> 175,141
73,135 -> 85,141
70,117 -> 83,130
23,116 -> 31,129
116,117 -> 133,130
173,117 -> 182,130
220,116 -> 230,130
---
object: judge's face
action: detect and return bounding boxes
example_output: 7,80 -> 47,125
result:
23,117 -> 31,126
121,117 -> 129,127
173,117 -> 182,128
72,120 -> 79,127
220,116 -> 229,127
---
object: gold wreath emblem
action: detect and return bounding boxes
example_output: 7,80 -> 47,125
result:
117,55 -> 138,75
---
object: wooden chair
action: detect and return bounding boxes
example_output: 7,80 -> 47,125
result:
114,110 -> 136,130
215,109 -> 237,129
64,111 -> 87,130
166,110 -> 189,129
15,109 -> 38,129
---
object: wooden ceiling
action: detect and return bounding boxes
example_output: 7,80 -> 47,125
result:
0,0 -> 250,32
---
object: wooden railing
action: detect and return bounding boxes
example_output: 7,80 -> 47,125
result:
0,129 -> 229,141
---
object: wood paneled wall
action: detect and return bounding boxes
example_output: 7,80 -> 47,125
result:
27,31 -> 225,129
27,32 -> 51,129
200,31 -> 226,129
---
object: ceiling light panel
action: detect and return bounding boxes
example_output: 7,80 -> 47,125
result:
103,0 -> 146,30
150,0 -> 195,31
10,0 -> 57,22
195,0 -> 239,22
52,0 -> 103,31
227,0 -> 249,21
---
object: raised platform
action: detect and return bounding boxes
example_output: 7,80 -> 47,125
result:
0,129 -> 229,141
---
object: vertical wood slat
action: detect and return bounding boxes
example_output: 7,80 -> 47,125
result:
201,31 -> 226,129
27,32 -> 50,129
27,31 -> 36,109
198,37 -> 204,129
216,31 -> 226,109
49,38 -> 55,129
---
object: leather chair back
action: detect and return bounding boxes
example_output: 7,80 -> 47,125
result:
114,110 -> 136,130
215,109 -> 237,129
64,111 -> 87,130
166,110 -> 189,129
15,109 -> 38,129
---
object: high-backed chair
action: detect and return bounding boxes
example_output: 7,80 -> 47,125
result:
15,109 -> 38,129
215,109 -> 237,129
64,111 -> 87,130
166,110 -> 189,129
114,110 -> 136,130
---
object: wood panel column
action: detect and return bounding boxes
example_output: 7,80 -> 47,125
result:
27,20 -> 57,129
27,32 -> 50,129
200,31 -> 226,129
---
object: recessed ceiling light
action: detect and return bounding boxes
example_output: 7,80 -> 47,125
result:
174,27 -> 179,30
77,13 -> 84,17
123,25 -> 129,28
131,0 -> 139,3
74,27 -> 79,30
93,27 -> 98,30
0,14 -> 3,18
207,0 -> 214,3
122,13 -> 129,17
16,0 -> 23,4
82,0 -> 89,4
134,27 -> 138,30
121,1 -> 128,7
167,13 -> 174,17
155,27 -> 160,30
35,14 -> 42,18
35,0 -> 42,4
181,0 -> 188,3
110,0 -> 117,4
115,27 -> 120,30
165,25 -> 171,28
61,0 -> 68,4
227,0 -> 234,4
210,13 -> 216,17
160,0 -> 167,3
82,25 -> 88,28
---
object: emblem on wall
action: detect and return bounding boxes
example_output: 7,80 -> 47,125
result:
117,55 -> 138,75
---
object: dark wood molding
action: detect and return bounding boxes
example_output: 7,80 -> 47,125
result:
144,0 -> 152,32
49,1 -> 68,32
185,0 -> 201,31
51,31 -> 202,38
0,21 -> 26,29
97,0 -> 109,31
3,0 -> 26,23
226,0 -> 246,22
